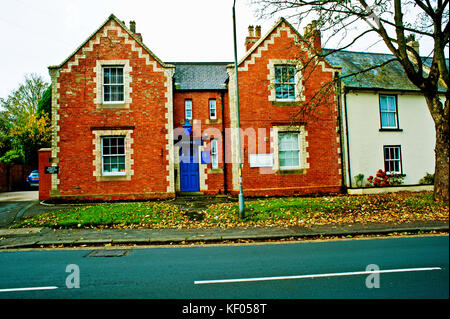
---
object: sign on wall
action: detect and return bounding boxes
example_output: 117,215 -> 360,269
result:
249,154 -> 273,168
45,166 -> 59,174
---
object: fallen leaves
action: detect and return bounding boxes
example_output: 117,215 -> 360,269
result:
11,191 -> 448,230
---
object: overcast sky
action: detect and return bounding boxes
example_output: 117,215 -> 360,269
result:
0,0 -> 441,100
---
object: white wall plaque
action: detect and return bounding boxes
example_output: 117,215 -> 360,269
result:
249,154 -> 273,168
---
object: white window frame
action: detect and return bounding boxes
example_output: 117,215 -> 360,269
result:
185,99 -> 193,120
384,145 -> 402,174
211,139 -> 218,169
102,66 -> 125,104
267,59 -> 305,103
379,95 -> 398,129
278,132 -> 301,170
101,136 -> 126,176
209,99 -> 217,119
275,65 -> 296,101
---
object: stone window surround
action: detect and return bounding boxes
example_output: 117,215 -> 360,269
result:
271,125 -> 309,173
92,128 -> 134,181
267,59 -> 305,103
94,59 -> 132,108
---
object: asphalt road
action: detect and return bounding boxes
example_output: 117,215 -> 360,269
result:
0,191 -> 38,228
0,235 -> 448,300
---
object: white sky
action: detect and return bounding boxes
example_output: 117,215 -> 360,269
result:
0,0 -> 441,99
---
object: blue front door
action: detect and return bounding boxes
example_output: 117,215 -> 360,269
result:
179,144 -> 200,192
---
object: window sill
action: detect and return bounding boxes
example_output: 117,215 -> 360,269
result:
386,173 -> 406,177
275,168 -> 307,175
379,128 -> 403,132
272,101 -> 298,106
98,103 -> 129,109
97,175 -> 130,182
205,118 -> 222,124
207,168 -> 223,174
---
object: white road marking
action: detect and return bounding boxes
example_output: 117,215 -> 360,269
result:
194,267 -> 442,285
0,286 -> 58,293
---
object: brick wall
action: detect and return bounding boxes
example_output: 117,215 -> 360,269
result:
173,90 -> 229,194
50,18 -> 175,201
228,19 -> 342,197
38,148 -> 51,200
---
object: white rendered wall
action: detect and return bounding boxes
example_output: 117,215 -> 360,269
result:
343,91 -> 436,187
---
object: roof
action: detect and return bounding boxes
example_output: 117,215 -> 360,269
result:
169,62 -> 230,90
324,49 -> 448,92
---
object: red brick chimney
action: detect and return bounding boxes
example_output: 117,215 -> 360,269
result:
129,20 -> 143,42
303,20 -> 321,53
245,25 -> 261,52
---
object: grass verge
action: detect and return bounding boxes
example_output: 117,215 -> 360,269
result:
12,192 -> 449,229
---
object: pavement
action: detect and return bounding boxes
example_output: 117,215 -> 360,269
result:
0,191 -> 448,249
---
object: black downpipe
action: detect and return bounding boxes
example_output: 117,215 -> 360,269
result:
220,91 -> 228,194
335,72 -> 347,191
343,88 -> 352,188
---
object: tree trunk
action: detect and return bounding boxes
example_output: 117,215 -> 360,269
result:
430,96 -> 449,203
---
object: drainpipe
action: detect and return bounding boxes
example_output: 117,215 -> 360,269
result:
220,90 -> 228,194
335,72 -> 346,191
343,87 -> 352,188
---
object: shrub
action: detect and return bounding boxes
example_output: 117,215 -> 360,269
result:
419,172 -> 434,185
355,173 -> 365,187
366,169 -> 390,187
388,174 -> 404,186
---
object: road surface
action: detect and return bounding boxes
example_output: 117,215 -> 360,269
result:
0,235 -> 448,300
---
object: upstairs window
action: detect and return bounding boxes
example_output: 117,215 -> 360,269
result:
275,65 -> 296,100
102,136 -> 126,175
103,66 -> 124,103
379,95 -> 398,129
185,99 -> 193,120
209,99 -> 217,119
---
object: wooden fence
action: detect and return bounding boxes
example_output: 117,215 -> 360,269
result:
0,163 -> 33,192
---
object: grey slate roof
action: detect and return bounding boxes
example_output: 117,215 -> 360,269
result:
324,49 -> 448,92
169,62 -> 230,91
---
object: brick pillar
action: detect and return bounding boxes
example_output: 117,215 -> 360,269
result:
38,148 -> 52,201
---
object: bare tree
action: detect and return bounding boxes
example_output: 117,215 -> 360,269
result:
252,0 -> 449,202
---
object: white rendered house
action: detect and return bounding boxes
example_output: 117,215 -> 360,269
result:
326,49 -> 445,188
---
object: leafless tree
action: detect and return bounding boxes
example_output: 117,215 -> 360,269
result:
252,0 -> 449,202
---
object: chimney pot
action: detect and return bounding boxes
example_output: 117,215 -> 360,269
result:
248,25 -> 254,37
255,25 -> 261,38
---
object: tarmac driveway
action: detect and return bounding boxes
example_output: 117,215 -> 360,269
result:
0,191 -> 38,228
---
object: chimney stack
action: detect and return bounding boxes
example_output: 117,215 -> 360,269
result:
129,21 -> 136,33
129,20 -> 143,42
303,20 -> 321,54
406,34 -> 420,57
245,25 -> 262,52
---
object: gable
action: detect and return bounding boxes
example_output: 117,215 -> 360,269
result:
234,17 -> 336,76
49,14 -> 174,73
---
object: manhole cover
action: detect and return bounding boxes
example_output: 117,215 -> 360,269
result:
85,249 -> 132,257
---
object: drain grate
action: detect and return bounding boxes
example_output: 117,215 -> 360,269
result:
85,249 -> 132,257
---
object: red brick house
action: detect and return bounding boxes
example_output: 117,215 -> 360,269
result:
39,14 -> 342,201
